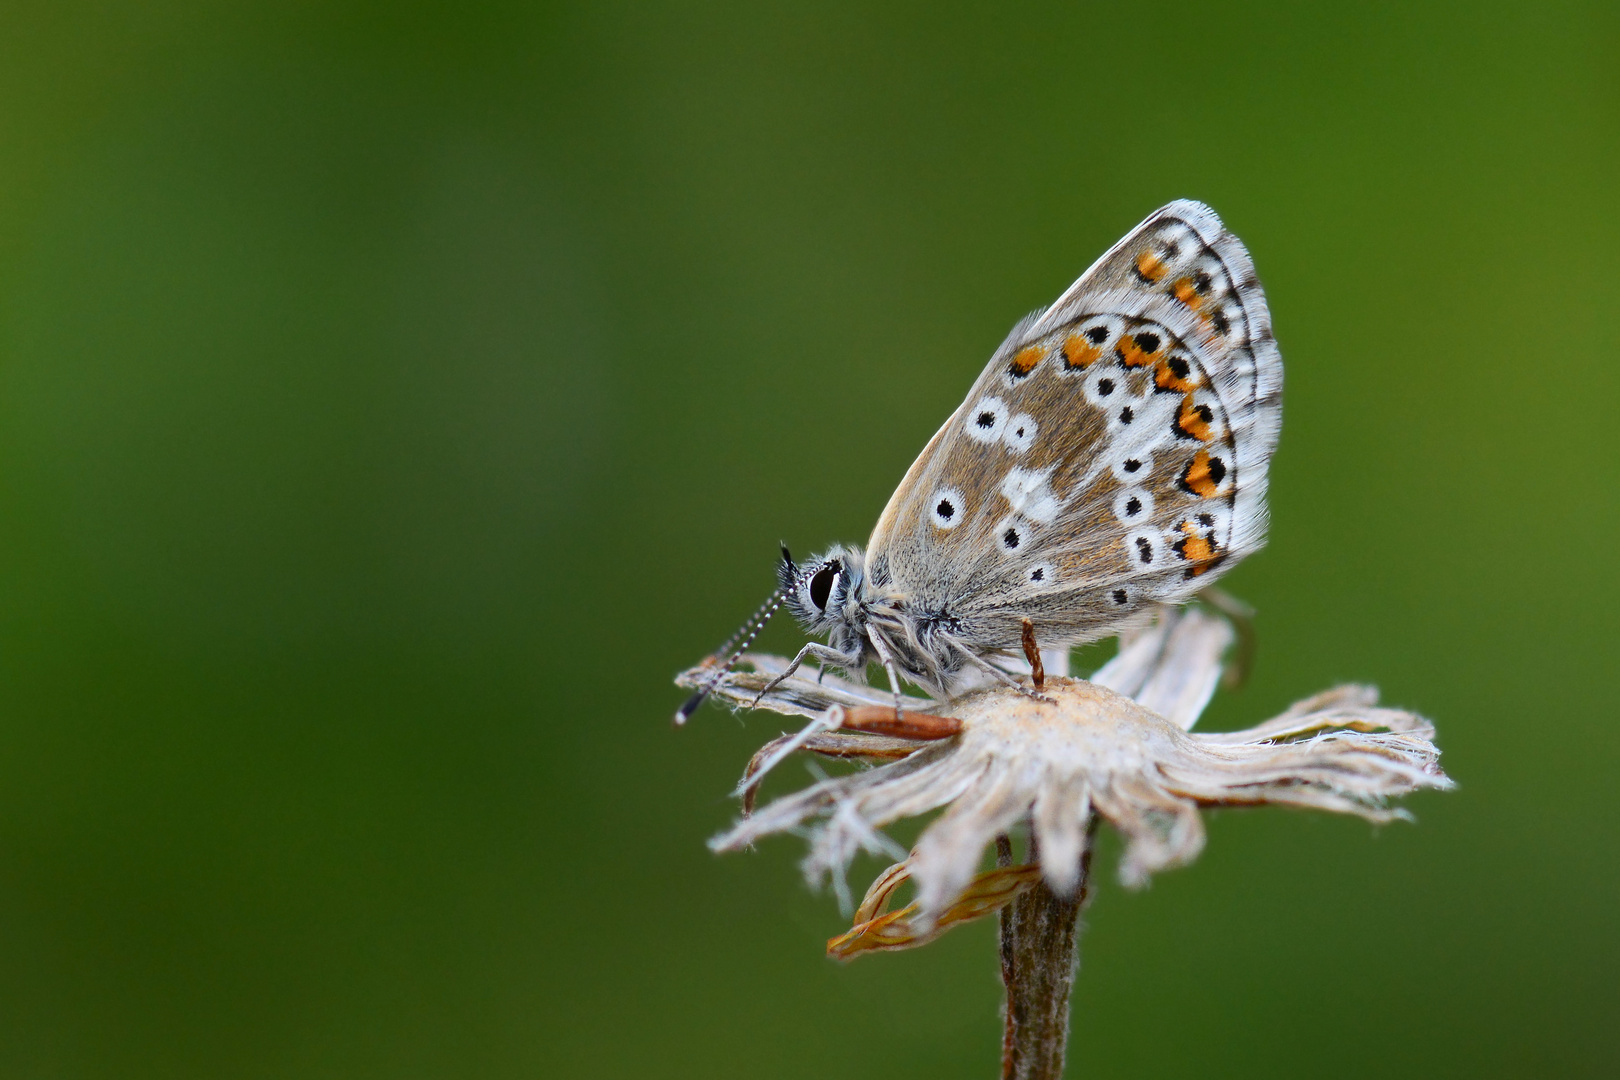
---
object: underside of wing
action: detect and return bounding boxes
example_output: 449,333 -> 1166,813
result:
867,201 -> 1283,651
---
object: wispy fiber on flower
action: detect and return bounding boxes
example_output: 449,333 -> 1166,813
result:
679,606 -> 1452,944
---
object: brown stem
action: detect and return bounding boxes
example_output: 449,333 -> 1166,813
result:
839,705 -> 963,739
997,819 -> 1097,1080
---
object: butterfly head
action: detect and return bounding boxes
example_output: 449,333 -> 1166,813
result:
780,544 -> 868,640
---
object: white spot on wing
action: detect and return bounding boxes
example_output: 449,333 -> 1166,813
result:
1082,365 -> 1121,406
1110,452 -> 1153,483
995,517 -> 1024,552
965,397 -> 1008,444
1156,222 -> 1197,262
1113,487 -> 1154,523
1186,504 -> 1231,540
1002,413 -> 1037,453
929,487 -> 965,530
1000,467 -> 1060,524
1125,528 -> 1161,567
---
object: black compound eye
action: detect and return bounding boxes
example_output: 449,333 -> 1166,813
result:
808,561 -> 840,610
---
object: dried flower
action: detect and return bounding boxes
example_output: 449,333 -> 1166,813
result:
678,606 -> 1452,954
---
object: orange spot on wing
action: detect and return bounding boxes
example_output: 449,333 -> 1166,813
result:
1178,450 -> 1226,498
1062,334 -> 1101,369
1170,276 -> 1203,309
1115,331 -> 1164,368
1174,519 -> 1225,578
1008,345 -> 1046,376
1172,521 -> 1217,565
1134,251 -> 1166,283
1153,355 -> 1198,394
1175,395 -> 1214,441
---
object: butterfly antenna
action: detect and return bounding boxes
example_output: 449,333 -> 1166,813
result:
673,547 -> 798,726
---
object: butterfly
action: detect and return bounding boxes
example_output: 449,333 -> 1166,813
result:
676,201 -> 1281,723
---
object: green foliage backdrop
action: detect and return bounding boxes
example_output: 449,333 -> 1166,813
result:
0,2 -> 1614,1077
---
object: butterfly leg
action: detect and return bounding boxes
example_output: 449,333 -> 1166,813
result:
865,633 -> 908,721
946,636 -> 1051,701
751,642 -> 863,709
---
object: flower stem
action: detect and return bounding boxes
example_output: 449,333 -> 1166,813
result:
996,819 -> 1097,1080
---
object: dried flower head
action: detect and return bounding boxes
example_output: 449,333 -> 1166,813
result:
677,606 -> 1451,953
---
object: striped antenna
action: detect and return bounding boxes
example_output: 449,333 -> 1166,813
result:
673,546 -> 804,726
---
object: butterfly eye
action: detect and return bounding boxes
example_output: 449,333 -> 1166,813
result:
807,562 -> 841,611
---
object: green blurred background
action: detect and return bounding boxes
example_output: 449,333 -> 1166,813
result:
0,2 -> 1613,1077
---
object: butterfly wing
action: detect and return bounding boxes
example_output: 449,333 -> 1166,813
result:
866,200 -> 1282,652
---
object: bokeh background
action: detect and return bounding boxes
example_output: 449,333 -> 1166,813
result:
0,2 -> 1614,1077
